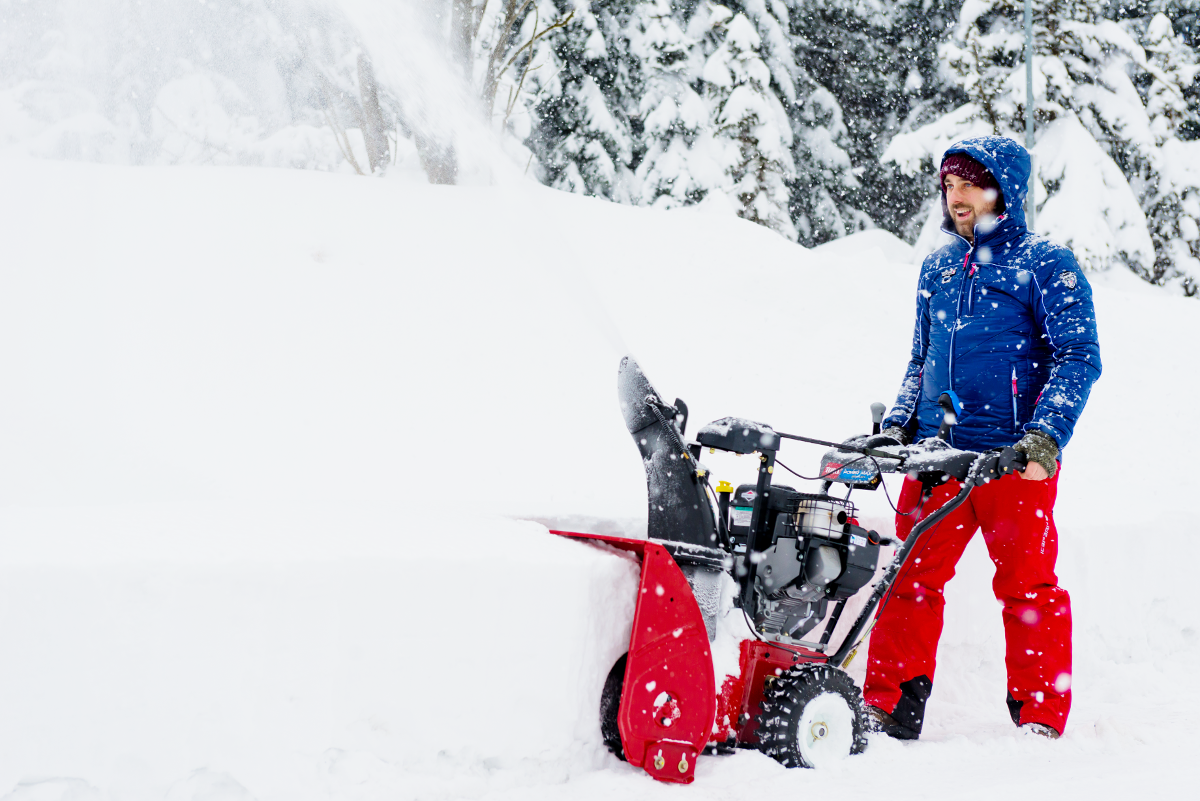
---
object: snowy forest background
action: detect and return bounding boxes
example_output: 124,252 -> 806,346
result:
3,0 -> 1199,296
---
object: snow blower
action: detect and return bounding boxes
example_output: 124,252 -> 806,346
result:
552,357 -> 1028,783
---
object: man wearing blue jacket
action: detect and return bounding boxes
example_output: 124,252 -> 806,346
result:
864,136 -> 1101,740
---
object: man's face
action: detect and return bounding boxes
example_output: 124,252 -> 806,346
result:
944,173 -> 999,240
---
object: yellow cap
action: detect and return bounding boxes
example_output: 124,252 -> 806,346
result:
716,481 -> 734,494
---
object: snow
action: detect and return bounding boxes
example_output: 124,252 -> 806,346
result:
813,228 -> 915,264
1036,116 -> 1155,273
0,155 -> 1196,800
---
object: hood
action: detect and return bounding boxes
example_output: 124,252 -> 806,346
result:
940,135 -> 1031,239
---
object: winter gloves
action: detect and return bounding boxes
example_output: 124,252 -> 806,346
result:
868,426 -> 1058,478
861,426 -> 910,449
1014,430 -> 1059,478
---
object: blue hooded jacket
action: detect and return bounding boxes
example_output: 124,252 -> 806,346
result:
883,136 -> 1101,453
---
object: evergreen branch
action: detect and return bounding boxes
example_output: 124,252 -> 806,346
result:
1141,61 -> 1187,102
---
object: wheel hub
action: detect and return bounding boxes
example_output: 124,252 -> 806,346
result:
796,692 -> 854,768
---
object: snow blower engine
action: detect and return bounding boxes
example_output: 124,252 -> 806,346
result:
551,357 -> 1028,784
726,474 -> 880,644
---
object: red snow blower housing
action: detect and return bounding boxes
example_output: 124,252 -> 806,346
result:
552,357 -> 1028,783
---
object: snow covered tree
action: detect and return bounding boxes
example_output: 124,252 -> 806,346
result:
1137,11 -> 1200,143
784,0 -> 961,239
787,80 -> 870,243
703,9 -> 797,239
884,1 -> 1163,278
1133,13 -> 1200,294
679,1 -> 865,244
522,1 -> 638,200
513,1 -> 872,243
627,0 -> 720,207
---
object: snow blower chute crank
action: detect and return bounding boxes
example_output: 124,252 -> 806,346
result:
551,357 -> 1028,783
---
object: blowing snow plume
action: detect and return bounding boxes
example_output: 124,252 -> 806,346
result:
0,0 -> 528,183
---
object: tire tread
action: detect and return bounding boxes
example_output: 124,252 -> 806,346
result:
757,663 -> 869,768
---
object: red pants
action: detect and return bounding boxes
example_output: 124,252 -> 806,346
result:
863,471 -> 1072,734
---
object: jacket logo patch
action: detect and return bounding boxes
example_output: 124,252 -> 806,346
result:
940,266 -> 957,284
1060,271 -> 1077,289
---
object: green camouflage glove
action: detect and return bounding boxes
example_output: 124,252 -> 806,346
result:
862,426 -> 910,449
1014,430 -> 1059,478
878,426 -> 910,446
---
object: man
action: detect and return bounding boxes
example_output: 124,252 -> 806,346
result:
864,136 -> 1101,740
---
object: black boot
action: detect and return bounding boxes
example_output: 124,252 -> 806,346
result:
866,705 -> 921,740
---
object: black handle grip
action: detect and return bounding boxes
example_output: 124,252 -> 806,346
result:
997,446 -> 1028,476
936,392 -> 958,440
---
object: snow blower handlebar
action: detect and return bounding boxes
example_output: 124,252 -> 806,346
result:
827,447 -> 1027,668
774,430 -> 900,460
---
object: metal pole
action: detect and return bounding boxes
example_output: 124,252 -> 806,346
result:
1025,0 -> 1036,231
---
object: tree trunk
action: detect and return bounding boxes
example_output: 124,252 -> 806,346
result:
413,133 -> 458,185
357,54 -> 391,173
450,0 -> 474,78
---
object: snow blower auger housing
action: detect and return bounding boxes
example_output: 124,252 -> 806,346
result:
551,357 -> 1029,784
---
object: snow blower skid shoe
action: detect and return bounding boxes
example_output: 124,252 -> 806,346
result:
552,360 -> 1029,784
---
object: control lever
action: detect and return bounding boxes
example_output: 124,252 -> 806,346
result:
870,402 -> 885,435
672,397 -> 689,436
936,391 -> 963,441
996,446 -> 1028,476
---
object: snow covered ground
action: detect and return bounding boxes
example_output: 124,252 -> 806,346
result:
0,157 -> 1196,800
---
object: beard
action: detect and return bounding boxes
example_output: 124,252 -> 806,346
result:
952,206 -> 976,238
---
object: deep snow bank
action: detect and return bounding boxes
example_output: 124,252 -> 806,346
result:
0,158 -> 1196,801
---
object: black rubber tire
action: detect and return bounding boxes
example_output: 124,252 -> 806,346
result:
599,654 -> 627,761
757,663 -> 869,768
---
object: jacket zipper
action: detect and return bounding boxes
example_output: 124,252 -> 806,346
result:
967,260 -> 978,315
948,249 -> 972,447
1011,366 -> 1020,432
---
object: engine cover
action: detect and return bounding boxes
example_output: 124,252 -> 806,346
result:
748,493 -> 882,643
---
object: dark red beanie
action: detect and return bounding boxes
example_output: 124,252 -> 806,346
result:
939,153 -> 999,193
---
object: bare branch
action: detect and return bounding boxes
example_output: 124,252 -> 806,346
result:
311,68 -> 366,175
503,6 -> 545,131
496,11 -> 572,86
323,105 -> 365,175
486,10 -> 573,119
471,0 -> 492,43
481,0 -> 534,114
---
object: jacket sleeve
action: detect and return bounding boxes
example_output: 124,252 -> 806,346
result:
1025,250 -> 1102,450
883,264 -> 932,435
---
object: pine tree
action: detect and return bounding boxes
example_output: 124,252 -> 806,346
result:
1135,13 -> 1200,295
1139,11 -> 1200,143
702,9 -> 798,238
627,0 -> 718,208
885,1 -> 1165,277
784,0 -> 960,240
683,1 -> 864,244
516,1 -> 871,243
523,0 -> 637,200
